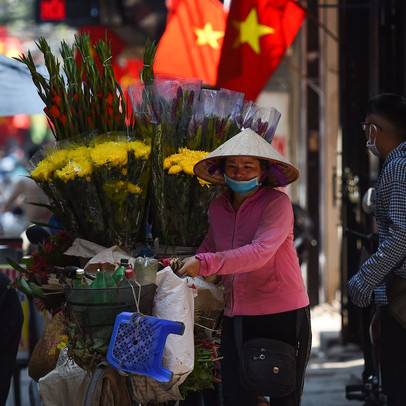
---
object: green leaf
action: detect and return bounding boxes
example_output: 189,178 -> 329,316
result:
29,281 -> 45,298
26,201 -> 52,210
7,258 -> 28,274
18,277 -> 33,297
28,220 -> 61,230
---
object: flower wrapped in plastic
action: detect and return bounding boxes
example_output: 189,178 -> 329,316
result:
186,88 -> 245,151
89,134 -> 151,248
28,135 -> 151,248
29,141 -> 108,246
160,148 -> 213,247
28,144 -> 85,238
239,101 -> 281,143
17,33 -> 133,141
129,74 -> 202,152
129,72 -> 212,248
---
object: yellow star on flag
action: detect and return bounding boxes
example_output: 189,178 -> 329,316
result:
232,8 -> 275,54
194,23 -> 225,50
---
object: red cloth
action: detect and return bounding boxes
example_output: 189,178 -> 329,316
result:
216,0 -> 306,101
154,0 -> 227,86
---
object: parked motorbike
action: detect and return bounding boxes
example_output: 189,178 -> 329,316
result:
345,187 -> 387,406
292,203 -> 317,266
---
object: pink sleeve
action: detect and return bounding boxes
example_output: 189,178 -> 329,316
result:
196,193 -> 293,276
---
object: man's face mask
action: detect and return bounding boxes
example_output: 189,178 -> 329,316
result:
364,123 -> 381,158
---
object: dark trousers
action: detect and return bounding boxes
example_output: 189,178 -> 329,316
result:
380,306 -> 406,405
220,307 -> 312,406
0,273 -> 24,406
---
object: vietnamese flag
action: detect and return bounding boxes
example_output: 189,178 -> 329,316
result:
154,0 -> 227,86
216,0 -> 306,101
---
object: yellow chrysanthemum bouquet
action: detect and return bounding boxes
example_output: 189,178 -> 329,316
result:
27,135 -> 151,247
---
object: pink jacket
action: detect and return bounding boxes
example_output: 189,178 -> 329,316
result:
196,186 -> 309,317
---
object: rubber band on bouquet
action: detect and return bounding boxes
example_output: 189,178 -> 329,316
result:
117,279 -> 145,376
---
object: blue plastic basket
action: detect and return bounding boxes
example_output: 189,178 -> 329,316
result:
107,312 -> 185,382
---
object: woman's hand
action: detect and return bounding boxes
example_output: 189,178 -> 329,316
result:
177,256 -> 201,278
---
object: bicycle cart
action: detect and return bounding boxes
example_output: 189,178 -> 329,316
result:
32,265 -> 223,406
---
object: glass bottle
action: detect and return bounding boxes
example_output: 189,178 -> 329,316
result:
118,268 -> 138,288
91,261 -> 116,288
73,268 -> 88,288
113,258 -> 130,286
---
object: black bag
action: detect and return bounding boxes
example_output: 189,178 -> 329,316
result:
386,273 -> 406,330
239,337 -> 296,397
234,315 -> 300,398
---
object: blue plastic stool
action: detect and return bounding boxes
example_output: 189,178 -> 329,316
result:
107,312 -> 185,382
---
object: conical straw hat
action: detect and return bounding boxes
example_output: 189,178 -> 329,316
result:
194,128 -> 299,187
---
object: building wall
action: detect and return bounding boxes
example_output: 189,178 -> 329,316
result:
319,1 -> 340,303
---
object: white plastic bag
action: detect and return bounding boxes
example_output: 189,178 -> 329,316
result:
39,349 -> 89,406
130,267 -> 195,402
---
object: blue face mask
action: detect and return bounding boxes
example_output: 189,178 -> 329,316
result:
224,174 -> 260,195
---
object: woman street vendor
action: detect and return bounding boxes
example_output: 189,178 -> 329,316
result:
178,128 -> 312,406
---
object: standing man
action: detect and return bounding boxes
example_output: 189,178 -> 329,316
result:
348,93 -> 406,405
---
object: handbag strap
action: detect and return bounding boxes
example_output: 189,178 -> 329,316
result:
234,308 -> 304,354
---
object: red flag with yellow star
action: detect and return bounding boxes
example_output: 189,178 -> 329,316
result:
216,0 -> 306,101
154,0 -> 227,86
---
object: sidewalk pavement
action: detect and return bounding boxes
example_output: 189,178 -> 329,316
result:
6,301 -> 366,406
302,301 -> 365,406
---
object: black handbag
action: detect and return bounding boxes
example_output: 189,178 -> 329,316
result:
234,314 -> 301,398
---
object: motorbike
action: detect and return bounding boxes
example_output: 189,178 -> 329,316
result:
345,187 -> 387,406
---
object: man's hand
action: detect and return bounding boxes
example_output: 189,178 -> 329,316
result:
177,256 -> 201,278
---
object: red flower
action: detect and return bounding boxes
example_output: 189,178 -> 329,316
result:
104,92 -> 114,105
24,230 -> 74,284
52,95 -> 61,105
59,114 -> 67,125
105,105 -> 113,116
48,105 -> 61,118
